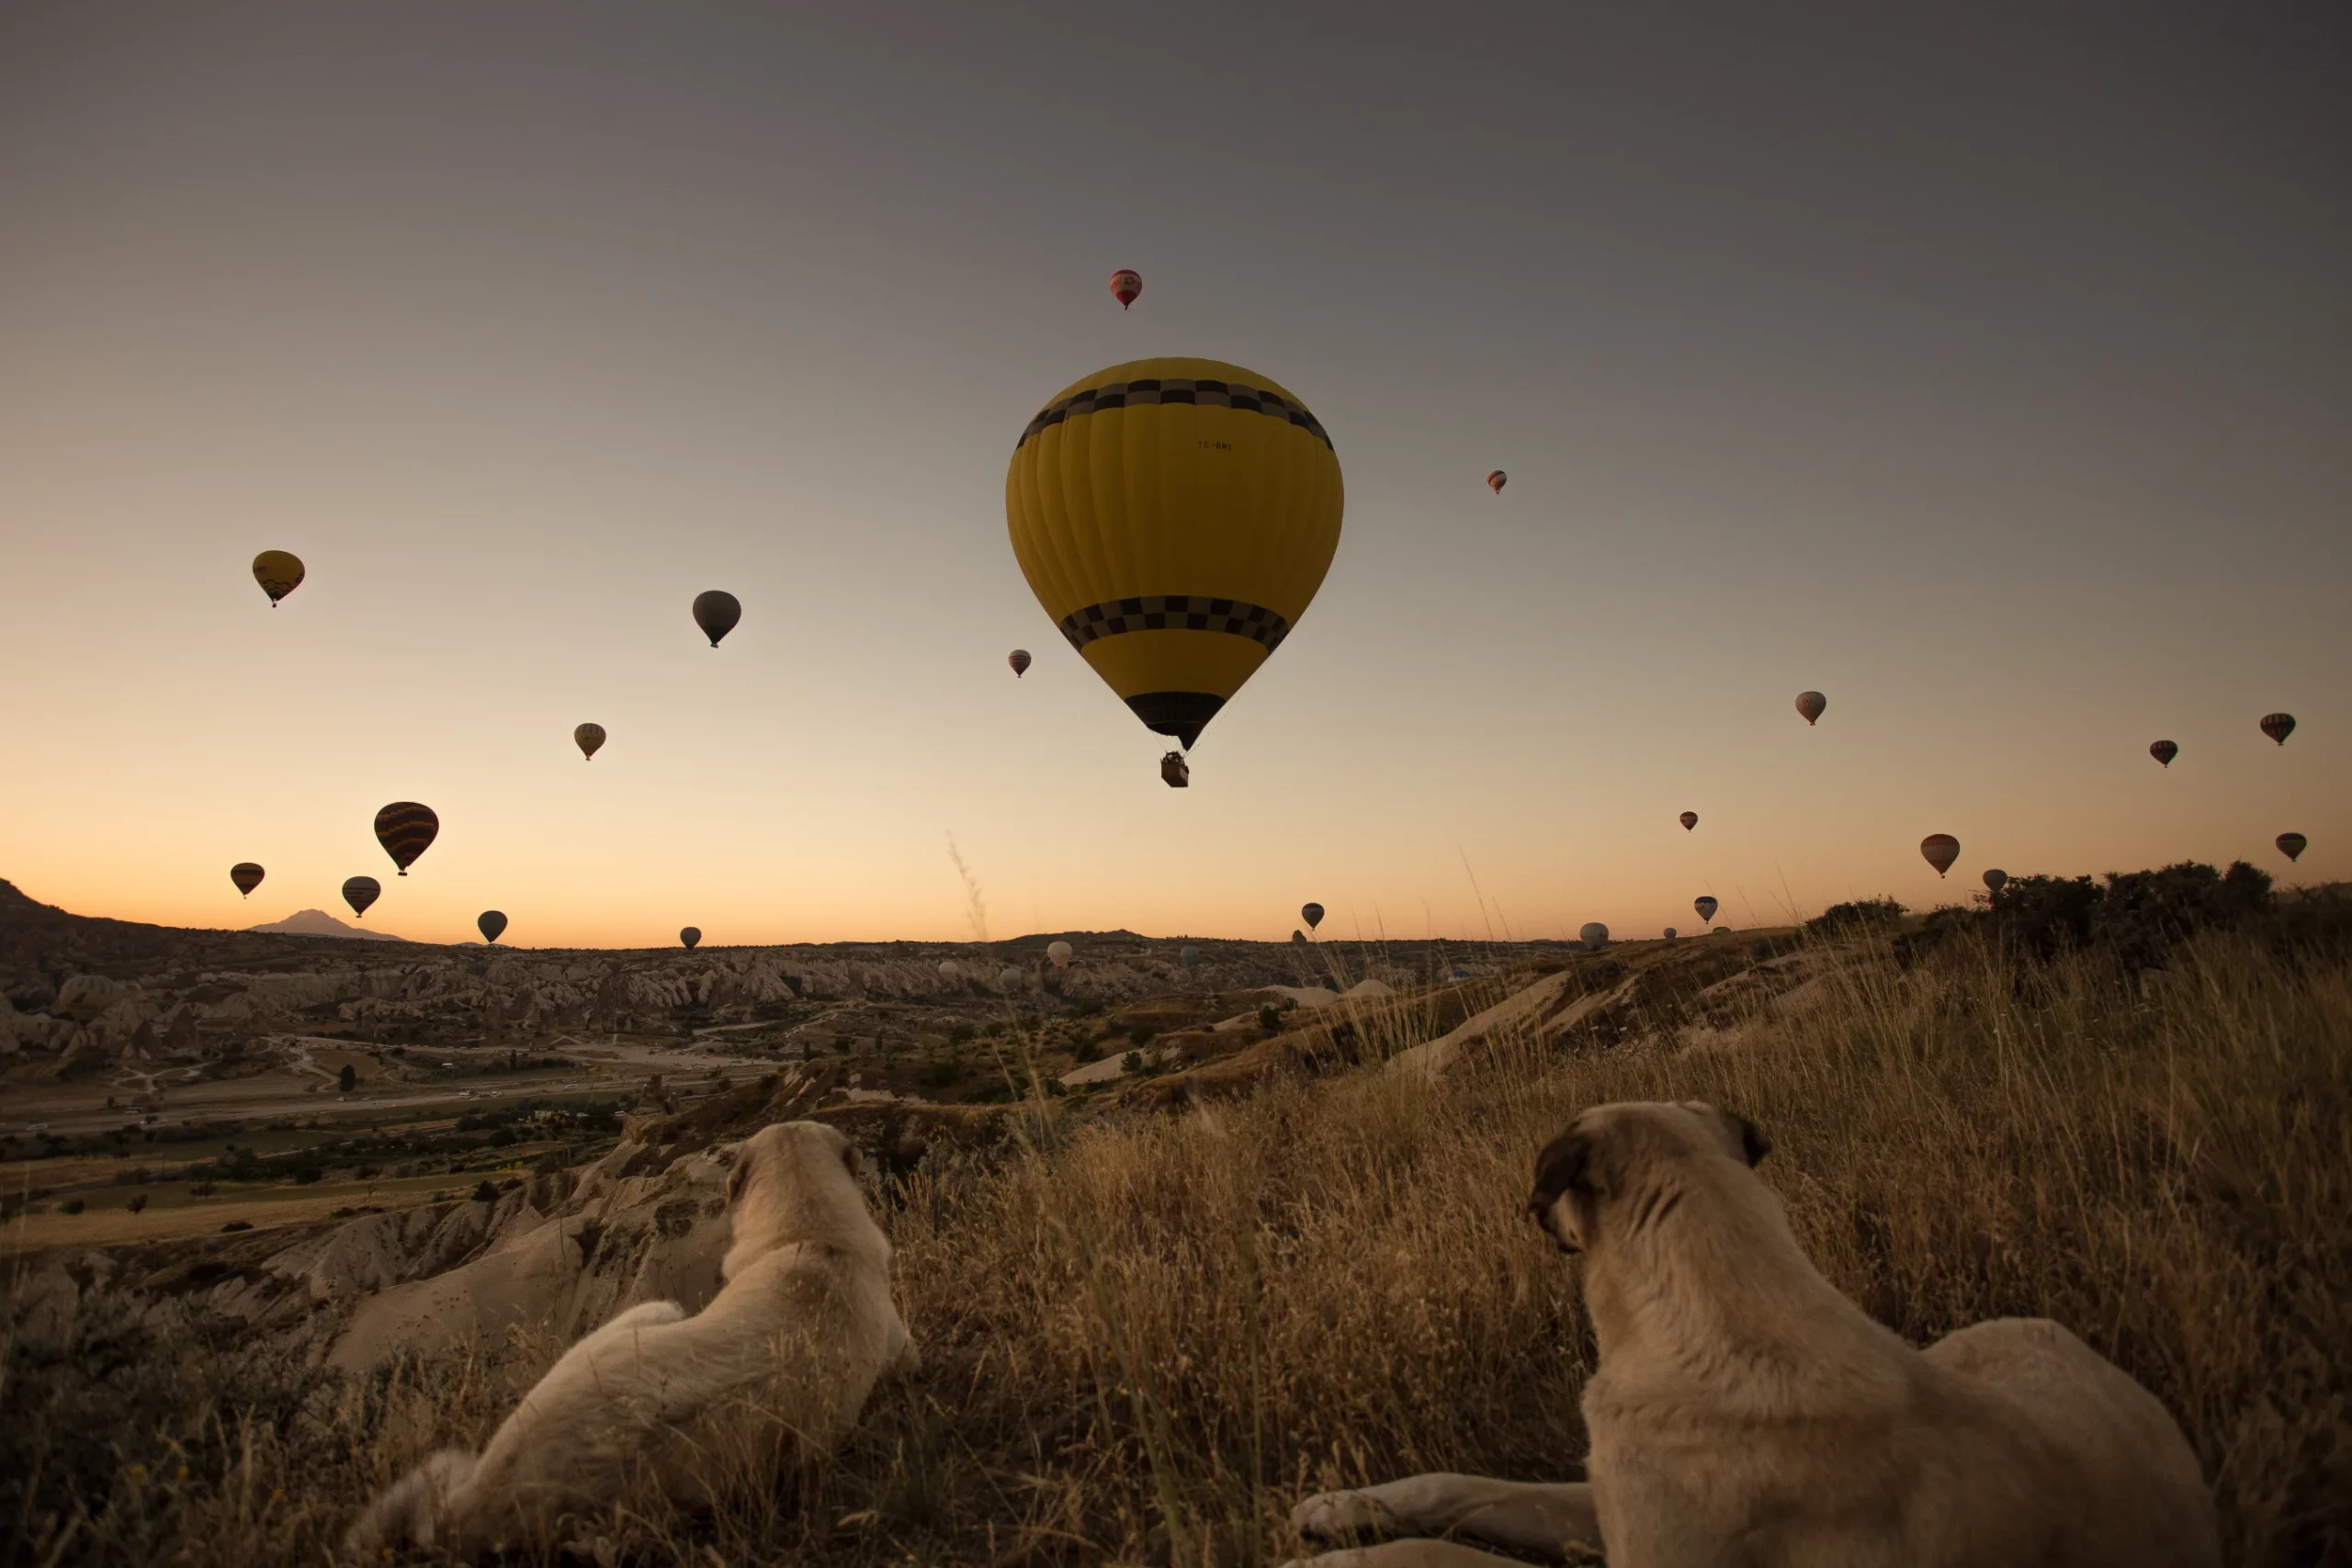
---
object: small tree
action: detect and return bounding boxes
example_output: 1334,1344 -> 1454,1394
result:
127,1193 -> 148,1214
1120,1050 -> 1146,1077
470,1179 -> 500,1204
337,1065 -> 357,1093
1257,1005 -> 1283,1034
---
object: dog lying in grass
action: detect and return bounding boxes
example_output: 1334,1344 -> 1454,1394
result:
346,1120 -> 917,1557
1287,1100 -> 2220,1568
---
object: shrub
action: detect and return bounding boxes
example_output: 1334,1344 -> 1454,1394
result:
61,1198 -> 85,1215
335,1065 -> 356,1093
469,1179 -> 499,1204
1128,1025 -> 1157,1047
1119,1050 -> 1146,1077
1258,1005 -> 1283,1033
1804,897 -> 1905,938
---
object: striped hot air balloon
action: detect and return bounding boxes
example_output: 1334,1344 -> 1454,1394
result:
1486,470 -> 1507,494
1920,833 -> 1961,878
230,863 -> 265,898
2277,832 -> 2307,863
373,802 -> 438,875
2150,739 -> 2178,767
1110,269 -> 1142,309
1008,649 -> 1032,678
2260,712 -> 2296,746
574,723 -> 605,761
1679,811 -> 1698,831
478,910 -> 508,943
343,876 -> 380,918
680,927 -> 702,950
251,550 -> 305,606
1795,691 -> 1827,726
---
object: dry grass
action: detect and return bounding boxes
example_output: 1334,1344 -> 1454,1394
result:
6,931 -> 2348,1566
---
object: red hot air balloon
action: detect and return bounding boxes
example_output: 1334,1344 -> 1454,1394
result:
230,863 -> 265,898
692,591 -> 741,648
1679,811 -> 1698,831
343,875 -> 380,918
574,723 -> 605,761
1795,691 -> 1827,726
1486,470 -> 1507,494
1110,269 -> 1142,309
1694,895 -> 1718,923
1008,649 -> 1032,678
1920,834 -> 1961,878
2260,712 -> 2296,746
2150,739 -> 2178,767
680,926 -> 702,950
478,910 -> 508,943
2277,832 -> 2307,863
374,802 -> 439,876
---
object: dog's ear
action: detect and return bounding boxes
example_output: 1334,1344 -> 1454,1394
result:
1529,1124 -> 1596,1213
840,1139 -> 866,1181
1720,1108 -> 1770,1168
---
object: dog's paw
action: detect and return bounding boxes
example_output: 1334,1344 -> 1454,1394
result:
1291,1489 -> 1399,1542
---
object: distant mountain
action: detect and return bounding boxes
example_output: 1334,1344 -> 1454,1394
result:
245,908 -> 408,942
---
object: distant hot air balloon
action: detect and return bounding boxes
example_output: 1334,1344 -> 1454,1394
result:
939,960 -> 961,981
999,964 -> 1026,990
478,910 -> 508,943
342,876 -> 380,918
1679,811 -> 1698,831
2277,832 -> 2307,863
1181,943 -> 1200,967
1579,922 -> 1610,952
230,863 -> 265,898
2150,739 -> 2178,768
1008,649 -> 1032,678
1486,470 -> 1507,494
1006,357 -> 1342,764
1110,269 -> 1142,309
373,802 -> 438,876
1301,902 -> 1325,932
1694,896 -> 1719,923
1663,927 -> 1679,942
680,927 -> 702,950
252,550 -> 305,606
692,591 -> 741,648
1047,940 -> 1073,968
2260,712 -> 2296,746
1920,833 -> 1961,878
1983,868 -> 2008,894
574,723 -> 605,761
1795,691 -> 1827,726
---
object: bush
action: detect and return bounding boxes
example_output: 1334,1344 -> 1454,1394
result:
469,1179 -> 499,1204
1983,861 -> 2274,969
1118,1050 -> 1146,1077
335,1065 -> 356,1093
1258,1005 -> 1283,1033
61,1198 -> 84,1215
1128,1025 -> 1157,1047
1804,897 -> 1905,939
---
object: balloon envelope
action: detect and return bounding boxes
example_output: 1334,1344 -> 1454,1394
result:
2150,739 -> 2178,767
680,927 -> 702,950
1008,649 -> 1032,678
999,965 -> 1026,989
574,723 -> 605,761
1983,868 -> 2007,893
1006,357 -> 1343,751
1794,691 -> 1827,726
1486,469 -> 1506,494
939,960 -> 960,980
478,910 -> 508,943
1663,927 -> 1679,941
1181,943 -> 1200,966
2260,712 -> 2296,746
1694,896 -> 1719,922
342,876 -> 380,918
1047,940 -> 1073,967
230,863 -> 265,897
251,550 -> 305,604
1579,922 -> 1609,951
373,802 -> 438,875
2277,832 -> 2307,863
692,591 -> 741,648
1679,811 -> 1698,831
1110,269 -> 1141,309
1920,833 -> 1961,877
1301,902 -> 1325,931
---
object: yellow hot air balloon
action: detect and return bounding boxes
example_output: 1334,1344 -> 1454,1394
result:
1005,357 -> 1344,756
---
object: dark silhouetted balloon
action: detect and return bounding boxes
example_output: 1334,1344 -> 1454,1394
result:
374,802 -> 438,876
2260,712 -> 2296,746
1301,902 -> 1324,931
1110,269 -> 1141,309
1795,691 -> 1826,726
680,927 -> 702,950
1008,649 -> 1032,678
1579,921 -> 1609,951
1983,868 -> 2007,894
252,550 -> 304,606
1663,927 -> 1679,942
2277,832 -> 2307,863
343,876 -> 380,918
692,591 -> 741,648
1679,811 -> 1698,831
1694,895 -> 1718,923
574,723 -> 605,761
1920,833 -> 1961,878
2150,739 -> 2177,767
1486,470 -> 1507,494
230,863 -> 265,898
478,910 -> 508,943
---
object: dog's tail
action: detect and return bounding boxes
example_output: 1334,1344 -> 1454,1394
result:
344,1448 -> 478,1556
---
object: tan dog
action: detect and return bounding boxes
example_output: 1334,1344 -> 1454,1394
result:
1288,1100 -> 2221,1568
347,1120 -> 918,1557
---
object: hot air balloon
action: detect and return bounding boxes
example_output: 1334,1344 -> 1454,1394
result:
1920,834 -> 1961,878
1983,868 -> 2007,894
1005,357 -> 1343,768
939,960 -> 961,981
1181,943 -> 1200,967
1486,470 -> 1507,494
1301,902 -> 1325,932
680,927 -> 702,950
999,964 -> 1026,990
1047,940 -> 1073,968
1795,691 -> 1826,726
374,802 -> 438,875
1579,922 -> 1610,952
343,876 -> 380,918
2278,832 -> 2307,863
1679,811 -> 1698,831
693,591 -> 741,648
2150,739 -> 2178,767
1110,269 -> 1141,309
574,723 -> 605,761
252,550 -> 305,606
1008,649 -> 1032,678
230,863 -> 265,898
2260,712 -> 2296,746
1663,927 -> 1679,942
478,910 -> 508,943
1694,896 -> 1719,923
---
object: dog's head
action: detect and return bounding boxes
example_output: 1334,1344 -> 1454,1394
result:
726,1119 -> 865,1206
1526,1100 -> 1769,1256
719,1120 -> 873,1269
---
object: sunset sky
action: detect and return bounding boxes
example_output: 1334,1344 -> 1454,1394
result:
3,5 -> 2345,949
